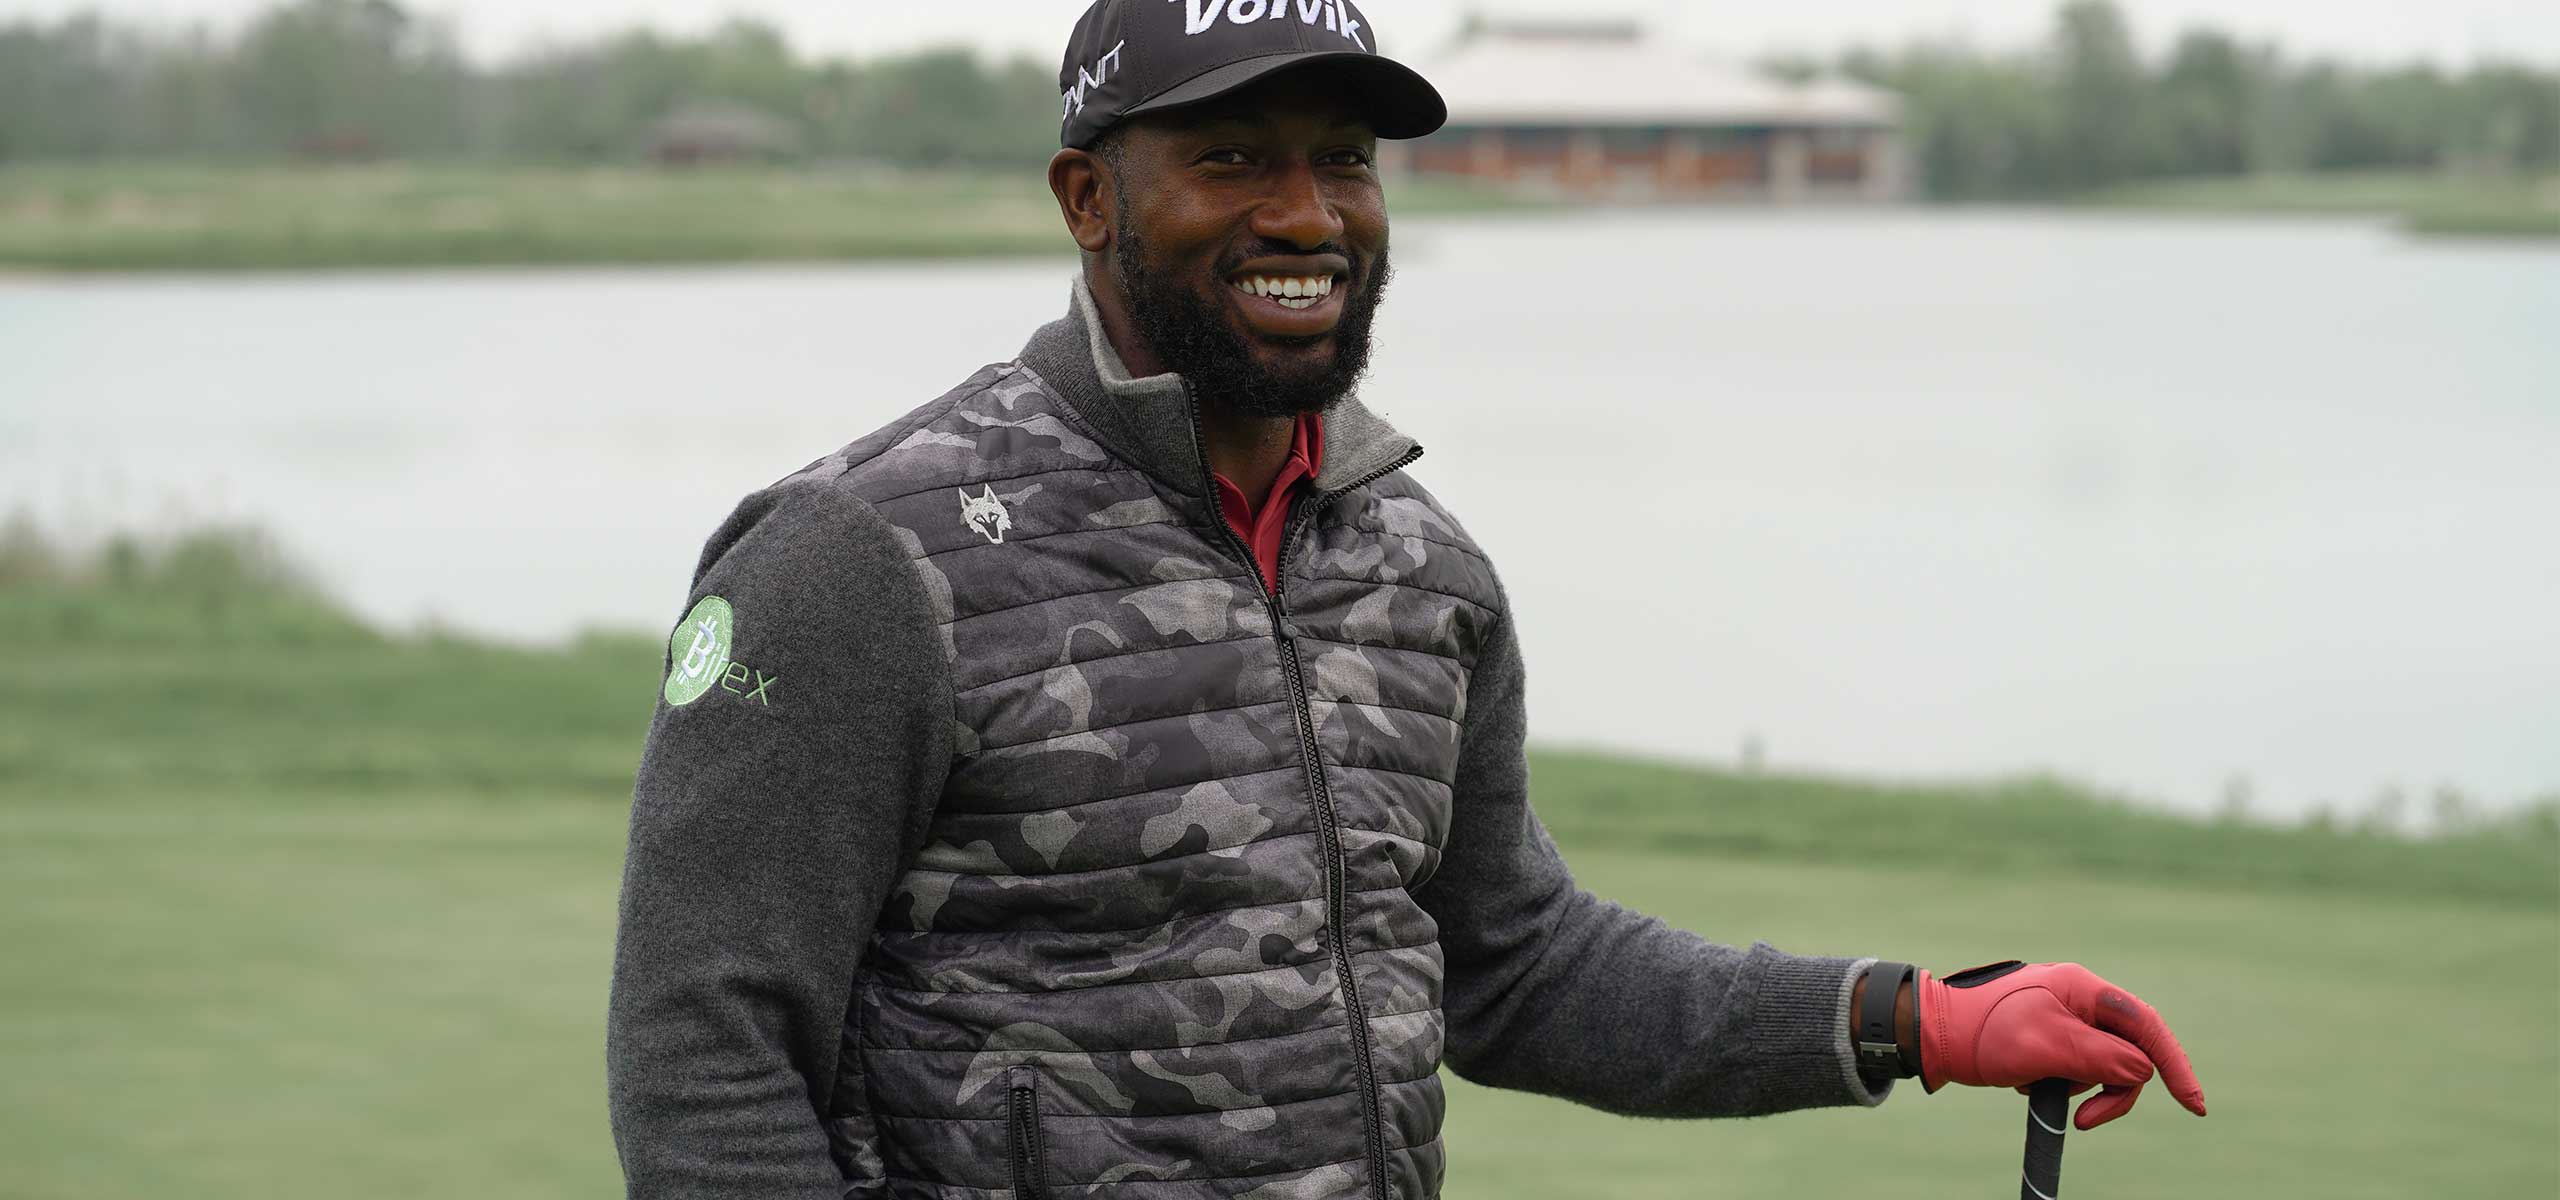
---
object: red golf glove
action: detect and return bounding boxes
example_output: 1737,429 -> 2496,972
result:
1917,960 -> 2208,1130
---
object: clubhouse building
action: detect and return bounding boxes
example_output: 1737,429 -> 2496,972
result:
1391,18 -> 1910,203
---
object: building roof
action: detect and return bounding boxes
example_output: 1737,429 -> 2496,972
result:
1416,19 -> 1900,130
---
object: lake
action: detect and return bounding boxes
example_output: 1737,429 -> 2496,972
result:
4,209 -> 2554,821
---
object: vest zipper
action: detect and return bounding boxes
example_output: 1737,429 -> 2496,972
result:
1182,386 -> 1422,1200
1005,1065 -> 1047,1199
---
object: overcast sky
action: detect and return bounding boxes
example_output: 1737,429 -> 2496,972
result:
9,0 -> 2555,66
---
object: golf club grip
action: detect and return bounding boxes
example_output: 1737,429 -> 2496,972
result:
2021,1078 -> 2070,1200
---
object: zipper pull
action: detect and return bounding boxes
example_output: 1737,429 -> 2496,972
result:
1267,601 -> 1299,649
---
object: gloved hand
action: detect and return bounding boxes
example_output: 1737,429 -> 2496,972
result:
1917,960 -> 2208,1130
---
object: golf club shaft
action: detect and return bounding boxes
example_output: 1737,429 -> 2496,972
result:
2021,1077 -> 2070,1199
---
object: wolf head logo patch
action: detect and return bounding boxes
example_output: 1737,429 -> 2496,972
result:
959,485 -> 1012,545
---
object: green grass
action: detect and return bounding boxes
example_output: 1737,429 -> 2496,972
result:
3,527 -> 2554,1197
1522,750 -> 2556,908
2067,168 -> 2560,238
5,162 -> 2543,271
2403,202 -> 2560,239
1443,849 -> 2558,1199
0,161 -> 1540,271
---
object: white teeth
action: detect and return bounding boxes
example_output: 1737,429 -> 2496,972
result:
1231,276 -> 1335,305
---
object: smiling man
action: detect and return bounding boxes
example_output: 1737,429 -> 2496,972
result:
604,3 -> 2206,1198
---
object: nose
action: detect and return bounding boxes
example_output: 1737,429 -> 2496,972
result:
1251,156 -> 1344,251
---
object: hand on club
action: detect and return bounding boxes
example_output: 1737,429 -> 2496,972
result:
1917,960 -> 2208,1130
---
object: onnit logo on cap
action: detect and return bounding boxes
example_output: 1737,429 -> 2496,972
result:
1169,0 -> 1367,50
1062,39 -> 1127,125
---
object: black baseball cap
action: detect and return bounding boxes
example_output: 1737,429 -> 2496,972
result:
1057,0 -> 1447,150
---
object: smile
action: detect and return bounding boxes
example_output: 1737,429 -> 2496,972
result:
1230,274 -> 1337,311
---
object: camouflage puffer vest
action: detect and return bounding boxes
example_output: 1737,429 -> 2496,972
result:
811,300 -> 1497,1200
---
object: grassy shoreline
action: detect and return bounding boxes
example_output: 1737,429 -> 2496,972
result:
3,163 -> 2550,272
2066,168 -> 2560,238
0,161 -> 1543,272
6,525 -> 2552,895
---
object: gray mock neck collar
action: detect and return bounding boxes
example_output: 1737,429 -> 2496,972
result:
1075,274 -> 1188,404
1017,274 -> 1421,499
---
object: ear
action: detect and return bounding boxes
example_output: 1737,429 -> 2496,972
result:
1048,148 -> 1116,255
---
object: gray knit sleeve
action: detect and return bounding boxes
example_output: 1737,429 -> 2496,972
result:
1415,588 -> 1893,1117
606,477 -> 954,1198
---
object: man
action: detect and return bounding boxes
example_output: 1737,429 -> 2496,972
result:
605,3 -> 2207,1197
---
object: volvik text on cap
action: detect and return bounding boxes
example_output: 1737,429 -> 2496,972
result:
1058,0 -> 1448,150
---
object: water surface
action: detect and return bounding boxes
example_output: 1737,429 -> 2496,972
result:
6,210 -> 2554,819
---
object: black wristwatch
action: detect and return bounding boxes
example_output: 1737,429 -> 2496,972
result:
1855,959 -> 1921,1083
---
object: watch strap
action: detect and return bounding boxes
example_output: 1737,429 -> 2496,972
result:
1856,959 -> 1916,1080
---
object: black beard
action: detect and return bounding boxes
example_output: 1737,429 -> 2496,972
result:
1109,221 -> 1392,419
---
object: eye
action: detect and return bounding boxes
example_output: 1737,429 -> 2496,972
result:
1197,147 -> 1252,167
1324,148 -> 1377,169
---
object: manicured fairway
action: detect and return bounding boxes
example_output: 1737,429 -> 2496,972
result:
1441,848 -> 2558,1199
3,787 -> 2550,1199
0,792 -> 632,1198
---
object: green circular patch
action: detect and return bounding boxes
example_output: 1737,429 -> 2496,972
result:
664,595 -> 734,707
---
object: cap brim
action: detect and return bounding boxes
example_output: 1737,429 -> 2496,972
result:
1121,51 -> 1447,140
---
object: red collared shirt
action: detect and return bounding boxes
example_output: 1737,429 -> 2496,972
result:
1210,411 -> 1324,594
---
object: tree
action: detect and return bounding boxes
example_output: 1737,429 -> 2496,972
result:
839,48 -> 1057,167
229,0 -> 467,156
2152,30 -> 2260,175
2457,64 -> 2560,170
0,0 -> 2551,179
2051,0 -> 2146,187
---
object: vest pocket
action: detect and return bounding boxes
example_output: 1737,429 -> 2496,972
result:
824,1008 -> 888,1194
1004,1064 -> 1048,1199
